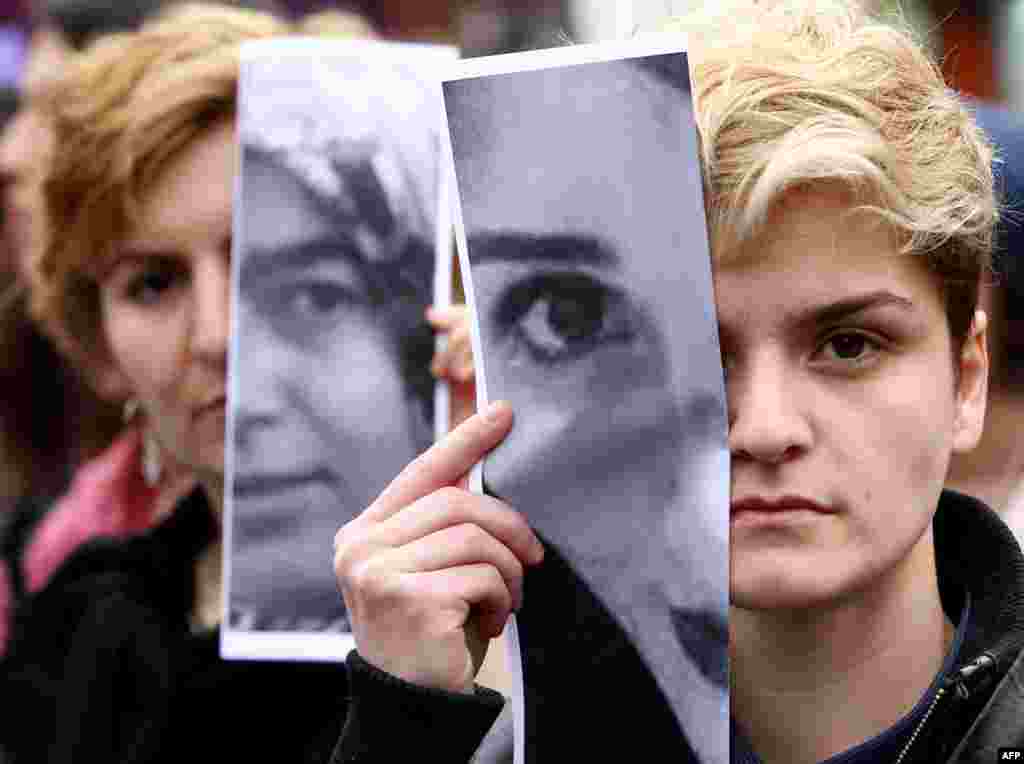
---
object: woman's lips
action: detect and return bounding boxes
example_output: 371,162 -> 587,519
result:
229,468 -> 342,534
730,495 -> 836,525
232,468 -> 335,499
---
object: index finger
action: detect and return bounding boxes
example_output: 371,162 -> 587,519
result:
362,400 -> 513,523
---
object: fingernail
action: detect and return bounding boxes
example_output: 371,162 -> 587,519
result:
484,400 -> 508,423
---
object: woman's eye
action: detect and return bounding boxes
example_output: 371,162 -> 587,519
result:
259,279 -> 365,345
818,331 -> 879,364
494,272 -> 635,364
123,262 -> 185,305
279,282 -> 356,320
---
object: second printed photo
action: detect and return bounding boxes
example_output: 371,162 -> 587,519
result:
444,41 -> 730,764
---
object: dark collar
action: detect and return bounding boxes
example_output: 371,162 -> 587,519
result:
147,486 -> 218,561
934,489 -> 1024,674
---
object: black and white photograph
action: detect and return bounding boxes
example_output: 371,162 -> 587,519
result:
223,39 -> 456,661
443,41 -> 729,763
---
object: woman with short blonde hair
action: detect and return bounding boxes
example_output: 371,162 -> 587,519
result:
329,3 -> 1022,763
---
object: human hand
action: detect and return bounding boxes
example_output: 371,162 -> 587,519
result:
426,305 -> 475,429
334,401 -> 543,694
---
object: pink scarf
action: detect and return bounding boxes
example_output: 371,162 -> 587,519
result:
22,427 -> 160,595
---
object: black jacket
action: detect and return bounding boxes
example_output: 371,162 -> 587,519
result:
0,489 -> 350,764
910,490 -> 1024,763
335,490 -> 1024,763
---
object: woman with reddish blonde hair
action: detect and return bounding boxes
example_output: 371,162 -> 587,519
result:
1,5 -> 477,762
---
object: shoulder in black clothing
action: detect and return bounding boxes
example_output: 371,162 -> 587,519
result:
1,488 -> 351,764
0,493 -> 52,603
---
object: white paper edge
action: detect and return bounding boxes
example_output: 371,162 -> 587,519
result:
442,34 -> 688,83
433,100 -> 454,443
240,37 -> 460,63
440,75 -> 526,764
222,42 -> 458,663
221,50 -> 252,661
221,630 -> 357,662
616,0 -> 634,39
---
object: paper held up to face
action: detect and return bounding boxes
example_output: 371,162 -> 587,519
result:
442,39 -> 729,764
223,38 -> 455,663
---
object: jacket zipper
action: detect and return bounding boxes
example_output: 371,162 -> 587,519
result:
893,653 -> 996,764
893,686 -> 946,764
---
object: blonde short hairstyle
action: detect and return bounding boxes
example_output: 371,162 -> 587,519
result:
662,0 -> 997,349
31,3 -> 374,362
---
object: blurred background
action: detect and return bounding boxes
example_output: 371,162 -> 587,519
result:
0,0 -> 1017,513
0,0 -> 1012,103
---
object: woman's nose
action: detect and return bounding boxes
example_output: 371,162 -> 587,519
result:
231,299 -> 294,454
727,351 -> 813,465
190,255 -> 231,366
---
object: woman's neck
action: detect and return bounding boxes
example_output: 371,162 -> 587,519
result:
199,474 -> 224,518
730,527 -> 954,764
192,473 -> 224,630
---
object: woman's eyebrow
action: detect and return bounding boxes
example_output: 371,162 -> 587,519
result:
97,249 -> 176,281
239,236 -> 364,293
788,291 -> 917,330
468,232 -> 620,269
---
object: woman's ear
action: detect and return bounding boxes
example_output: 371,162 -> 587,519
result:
952,309 -> 989,454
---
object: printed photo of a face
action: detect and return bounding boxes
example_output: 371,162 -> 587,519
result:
445,51 -> 729,763
225,43 -> 452,653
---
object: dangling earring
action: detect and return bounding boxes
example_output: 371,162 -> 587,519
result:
123,398 -> 162,487
142,430 -> 163,487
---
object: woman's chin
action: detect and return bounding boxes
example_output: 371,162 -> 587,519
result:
183,450 -> 225,497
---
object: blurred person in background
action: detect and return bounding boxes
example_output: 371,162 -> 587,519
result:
0,80 -> 20,661
0,6 -> 478,763
946,101 -> 1024,541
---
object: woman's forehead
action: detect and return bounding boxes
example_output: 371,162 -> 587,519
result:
239,59 -> 439,230
451,65 -> 696,247
240,144 -> 431,268
240,154 -> 335,255
711,196 -> 942,317
453,61 -> 681,174
120,122 -> 236,245
712,184 -> 900,263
